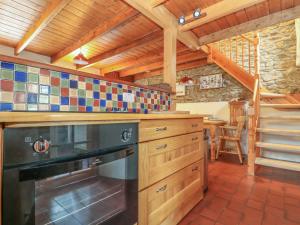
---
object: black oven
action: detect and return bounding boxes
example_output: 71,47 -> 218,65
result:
2,123 -> 138,225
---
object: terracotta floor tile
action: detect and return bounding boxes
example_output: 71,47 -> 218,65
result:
189,216 -> 215,225
246,199 -> 264,210
227,200 -> 246,213
285,205 -> 300,223
217,208 -> 242,225
266,194 -> 284,209
240,207 -> 264,225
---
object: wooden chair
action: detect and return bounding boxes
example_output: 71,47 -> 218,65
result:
216,116 -> 246,164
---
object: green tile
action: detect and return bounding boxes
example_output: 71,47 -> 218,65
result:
117,88 -> 122,94
86,98 -> 93,106
69,106 -> 77,111
78,89 -> 86,98
50,71 -> 60,77
14,82 -> 26,92
61,79 -> 69,87
28,73 -> 39,83
106,86 -> 112,93
51,86 -> 60,96
100,107 -> 106,112
93,84 -> 99,91
0,69 -> 13,80
86,78 -> 93,83
132,103 -> 136,109
113,101 -> 118,108
15,64 -> 27,72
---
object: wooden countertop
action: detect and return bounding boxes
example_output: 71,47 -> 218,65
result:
0,112 -> 204,123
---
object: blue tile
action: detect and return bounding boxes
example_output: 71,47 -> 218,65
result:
70,80 -> 78,89
93,79 -> 100,84
141,103 -> 144,109
61,72 -> 69,79
132,108 -> 137,113
78,98 -> 86,106
27,93 -> 37,104
0,103 -> 13,111
117,84 -> 122,88
61,97 -> 69,105
15,71 -> 27,82
128,90 -> 132,93
117,95 -> 123,101
100,100 -> 106,107
136,92 -> 140,97
123,102 -> 128,108
51,105 -> 60,111
1,62 -> 14,70
106,93 -> 112,100
144,109 -> 148,114
86,106 -> 93,112
93,92 -> 100,99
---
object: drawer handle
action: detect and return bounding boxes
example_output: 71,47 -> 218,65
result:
155,127 -> 167,132
156,144 -> 168,150
192,124 -> 198,128
192,166 -> 199,171
156,185 -> 167,193
192,137 -> 198,141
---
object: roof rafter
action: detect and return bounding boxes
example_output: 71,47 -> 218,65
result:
51,8 -> 139,63
15,0 -> 72,55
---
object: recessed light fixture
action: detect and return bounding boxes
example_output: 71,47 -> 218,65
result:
193,8 -> 201,18
73,49 -> 88,65
178,15 -> 185,25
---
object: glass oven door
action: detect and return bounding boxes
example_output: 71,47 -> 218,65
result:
3,146 -> 138,225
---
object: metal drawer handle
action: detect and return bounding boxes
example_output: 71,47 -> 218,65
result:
156,144 -> 168,150
192,124 -> 198,128
156,184 -> 167,193
192,137 -> 198,141
192,166 -> 199,171
155,127 -> 167,132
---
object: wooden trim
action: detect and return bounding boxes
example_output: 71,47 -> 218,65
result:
199,5 -> 300,45
79,30 -> 163,69
151,0 -> 169,7
0,55 -> 169,93
51,8 -> 139,63
179,0 -> 265,32
15,0 -> 72,55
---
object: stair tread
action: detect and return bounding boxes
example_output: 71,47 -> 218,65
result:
261,92 -> 286,98
257,128 -> 300,135
256,142 -> 300,151
255,157 -> 300,171
260,116 -> 300,120
260,104 -> 300,109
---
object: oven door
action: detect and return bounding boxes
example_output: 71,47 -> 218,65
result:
3,146 -> 138,225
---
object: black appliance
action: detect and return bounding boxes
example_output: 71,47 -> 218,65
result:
2,123 -> 138,225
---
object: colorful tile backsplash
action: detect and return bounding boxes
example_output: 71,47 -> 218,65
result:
0,61 -> 171,113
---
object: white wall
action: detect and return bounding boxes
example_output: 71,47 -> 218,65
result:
0,44 -> 101,75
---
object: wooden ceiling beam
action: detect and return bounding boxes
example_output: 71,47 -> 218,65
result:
151,0 -> 169,7
124,0 -> 200,50
198,5 -> 300,45
78,29 -> 163,69
179,0 -> 266,32
51,8 -> 139,63
120,51 -> 207,77
101,44 -> 189,74
15,0 -> 72,55
134,58 -> 208,80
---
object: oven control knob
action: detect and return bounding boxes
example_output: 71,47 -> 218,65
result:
33,138 -> 50,153
121,130 -> 131,142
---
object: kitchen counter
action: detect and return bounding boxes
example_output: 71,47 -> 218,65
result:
0,112 -> 204,123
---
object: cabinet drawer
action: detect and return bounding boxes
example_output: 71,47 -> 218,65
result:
138,161 -> 203,225
139,118 -> 202,142
139,132 -> 203,190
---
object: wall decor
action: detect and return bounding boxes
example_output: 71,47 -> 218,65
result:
0,61 -> 170,113
199,73 -> 223,89
176,83 -> 186,96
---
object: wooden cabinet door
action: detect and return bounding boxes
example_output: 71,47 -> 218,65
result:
139,161 -> 203,225
139,132 -> 203,190
139,119 -> 203,142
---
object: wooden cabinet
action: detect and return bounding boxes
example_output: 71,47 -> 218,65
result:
138,118 -> 204,225
139,132 -> 203,190
139,119 -> 202,142
139,161 -> 203,225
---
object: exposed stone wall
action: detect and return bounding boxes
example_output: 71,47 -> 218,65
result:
137,64 -> 252,103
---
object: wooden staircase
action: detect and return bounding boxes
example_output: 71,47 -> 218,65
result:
207,34 -> 259,92
248,87 -> 300,175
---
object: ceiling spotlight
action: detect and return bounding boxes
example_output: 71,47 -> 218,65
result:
193,8 -> 201,18
178,15 -> 185,25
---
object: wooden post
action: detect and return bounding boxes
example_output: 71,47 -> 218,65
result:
163,28 -> 177,92
248,108 -> 256,176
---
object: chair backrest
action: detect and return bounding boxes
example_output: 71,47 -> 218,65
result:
229,101 -> 246,126
235,116 -> 246,139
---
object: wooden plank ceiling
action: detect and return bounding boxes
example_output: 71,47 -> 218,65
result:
0,0 -> 299,80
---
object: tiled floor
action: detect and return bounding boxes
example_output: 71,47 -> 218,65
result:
179,157 -> 300,225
